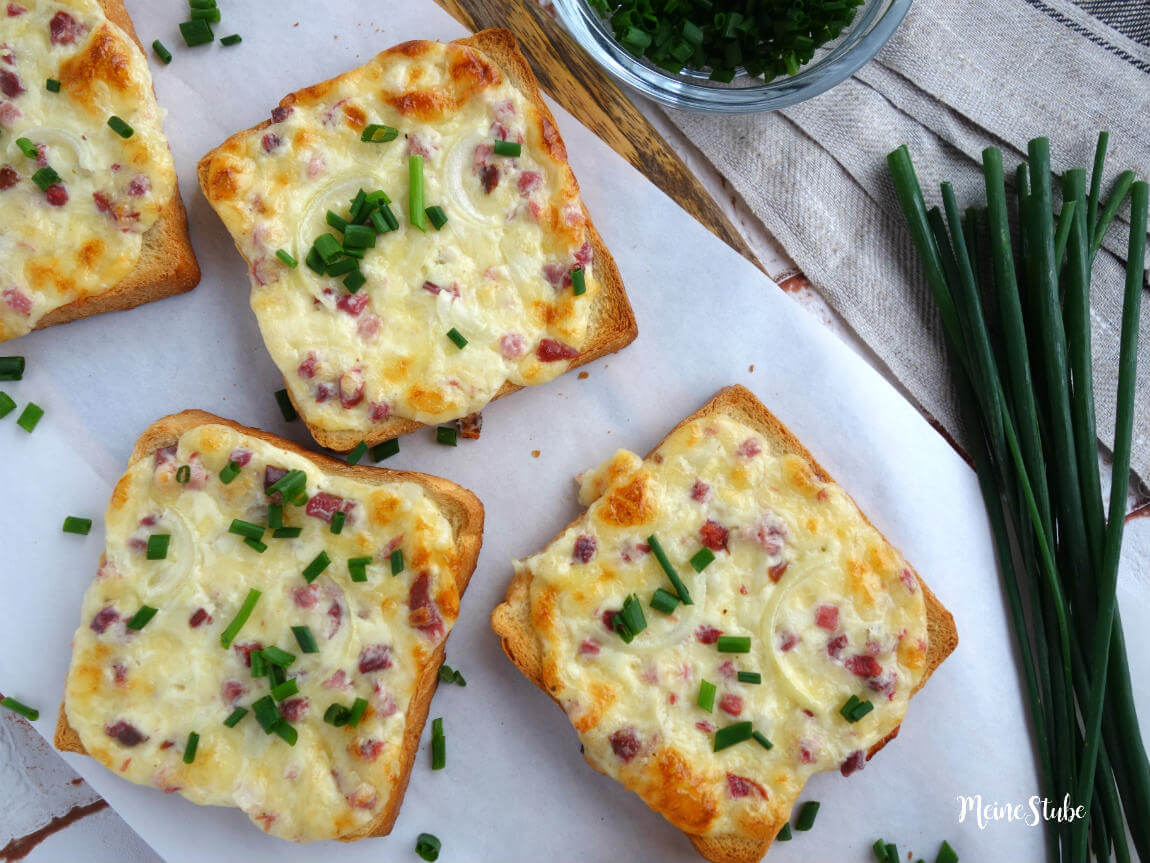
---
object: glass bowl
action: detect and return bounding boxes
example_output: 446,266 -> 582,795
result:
552,0 -> 912,113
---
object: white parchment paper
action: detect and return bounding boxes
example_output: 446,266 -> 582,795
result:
1,1 -> 1146,861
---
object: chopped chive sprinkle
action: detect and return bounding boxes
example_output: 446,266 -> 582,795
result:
689,547 -> 715,572
189,5 -> 220,21
389,548 -> 404,575
273,720 -> 298,746
271,678 -> 299,701
752,730 -> 774,750
262,646 -> 295,668
107,116 -> 134,139
302,551 -> 331,583
698,679 -> 716,712
223,707 -> 248,727
446,328 -> 468,349
273,526 -> 302,539
219,588 -> 261,648
0,356 -> 24,380
46,78 -> 61,93
493,139 -> 521,157
452,669 -> 466,686
244,538 -> 267,553
0,393 -> 14,419
268,504 -> 283,530
291,625 -> 318,654
228,518 -> 264,542
183,731 -> 199,764
571,267 -> 587,296
347,696 -> 368,727
188,0 -> 217,9
250,649 -> 267,678
431,716 -> 445,770
305,246 -> 325,273
885,844 -> 899,863
275,248 -> 297,268
343,270 -> 366,293
152,40 -> 172,63
290,489 -> 308,507
31,166 -> 60,191
415,833 -> 441,862
649,587 -> 680,615
795,800 -> 820,831
349,556 -> 372,583
378,203 -> 399,231
324,256 -> 358,278
716,635 -> 751,653
16,402 -> 43,432
62,516 -> 92,535
1,697 -> 38,721
266,468 -> 306,498
646,534 -> 692,604
313,233 -> 342,264
176,465 -> 191,484
146,533 -> 170,560
274,388 -> 298,422
777,823 -> 792,841
324,703 -> 351,726
343,223 -> 375,249
16,138 -> 39,160
873,839 -> 891,862
438,664 -> 466,686
220,33 -> 242,46
425,205 -> 448,230
330,511 -> 346,534
713,721 -> 753,751
409,155 -> 426,231
436,426 -> 457,446
218,460 -> 241,484
613,593 -> 646,642
126,605 -> 158,630
737,671 -> 762,685
361,124 -> 399,143
346,441 -> 368,465
252,696 -> 279,732
936,840 -> 959,863
371,439 -> 399,461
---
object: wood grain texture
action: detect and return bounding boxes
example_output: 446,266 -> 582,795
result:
432,0 -> 764,272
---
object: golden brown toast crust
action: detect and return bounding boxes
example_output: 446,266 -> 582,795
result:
490,385 -> 958,863
196,28 -> 637,452
28,0 -> 200,336
55,410 -> 485,842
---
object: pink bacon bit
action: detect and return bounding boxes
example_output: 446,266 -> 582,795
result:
798,743 -> 816,764
696,625 -> 723,645
323,669 -> 350,690
814,604 -> 839,631
315,382 -> 337,403
221,680 -> 246,705
368,401 -> 390,423
726,773 -> 767,799
517,170 -> 542,196
542,262 -> 571,288
358,644 -> 392,674
769,561 -> 789,583
104,720 -> 148,747
354,739 -> 384,762
0,101 -> 22,128
407,133 -> 433,157
90,607 -> 119,634
339,367 -> 365,408
228,448 -> 252,467
690,479 -> 711,502
572,534 -> 597,563
408,572 -> 444,639
696,720 -> 716,734
422,280 -> 459,299
899,568 -> 918,593
270,105 -> 293,123
279,697 -> 309,722
699,519 -> 729,552
3,287 -> 31,316
112,664 -> 129,686
297,351 -> 318,379
45,183 -> 68,206
578,638 -> 600,657
574,241 -> 594,268
49,11 -> 85,45
7,5 -> 27,16
261,132 -> 281,154
336,291 -> 369,316
499,333 -> 526,358
778,631 -> 800,652
326,600 -> 343,639
347,784 -> 378,810
479,164 -> 499,194
840,749 -> 867,777
457,412 -> 483,440
0,67 -> 22,98
307,153 -> 327,178
846,654 -> 883,678
306,491 -> 354,524
358,313 -> 381,340
0,164 -> 17,189
292,584 -> 319,609
127,174 -> 150,197
188,608 -> 211,628
737,437 -> 762,458
717,659 -> 737,680
826,633 -> 848,658
234,642 -> 263,667
719,693 -> 743,717
92,190 -> 112,212
609,727 -> 641,762
537,339 -> 579,362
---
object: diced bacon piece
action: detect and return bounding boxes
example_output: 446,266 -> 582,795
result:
517,170 -> 542,196
899,568 -> 918,593
49,11 -> 84,44
297,351 -> 318,379
407,133 -> 433,157
326,601 -> 343,640
639,664 -> 658,684
573,240 -> 594,268
358,644 -> 392,673
696,625 -> 723,644
358,313 -> 381,340
421,280 -> 459,299
799,743 -> 816,764
188,608 -> 211,628
354,739 -> 384,762
479,164 -> 499,194
408,572 -> 444,639
7,5 -> 27,16
92,190 -> 112,211
254,812 -> 277,830
336,291 -> 369,316
293,584 -> 320,609
233,642 -> 263,667
45,183 -> 67,206
320,98 -> 348,127
0,164 -> 17,189
0,100 -> 21,127
347,783 -> 377,810
364,401 -> 390,423
726,773 -> 766,798
840,749 -> 867,777
306,491 -> 354,523
0,67 -> 22,98
815,604 -> 839,631
104,720 -> 147,747
609,727 -> 640,762
865,639 -> 882,657
457,411 -> 482,439
127,174 -> 150,197
315,382 -> 337,403
846,654 -> 883,678
745,511 -> 788,555
826,633 -> 848,658
279,697 -> 309,722
221,680 -> 246,705
699,519 -> 729,551
572,534 -> 597,563
271,105 -> 293,123
537,339 -> 578,362
323,669 -> 350,690
769,561 -> 789,582
112,663 -> 128,686
619,541 -> 650,563
263,466 -> 287,503
717,659 -> 737,680
542,262 -> 570,287
737,437 -> 762,458
261,133 -> 281,153
3,287 -> 31,316
307,153 -> 326,178
492,98 -> 516,123
499,333 -> 526,358
690,479 -> 711,502
90,607 -> 119,634
719,693 -> 743,717
339,368 -> 365,408
868,671 -> 897,699
778,631 -> 800,652
228,448 -> 252,467
696,720 -> 716,734
601,609 -> 619,631
578,638 -> 600,657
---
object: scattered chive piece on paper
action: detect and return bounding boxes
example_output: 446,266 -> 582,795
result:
145,533 -> 170,560
274,388 -> 298,422
795,801 -> 820,831
302,551 -> 331,583
776,823 -> 792,841
218,460 -> 241,484
737,670 -> 762,684
292,625 -> 318,654
371,439 -> 399,462
0,356 -> 24,380
361,124 -> 398,143
107,116 -> 134,139
431,716 -> 446,770
330,511 -> 346,534
347,696 -> 368,727
219,588 -> 261,648
886,844 -> 899,863
649,587 -> 680,615
689,547 -> 715,572
223,707 -> 248,727
425,205 -> 448,230
46,78 -> 61,92
62,516 -> 92,535
936,840 -> 959,863
493,139 -> 521,157
220,33 -> 242,46
697,679 -> 716,712
152,39 -> 172,63
1,696 -> 39,721
436,426 -> 457,447
189,6 -> 220,22
188,0 -> 217,9
0,392 -> 16,418
415,833 -> 441,863
275,249 -> 297,268
389,548 -> 404,576
126,605 -> 158,630
873,839 -> 890,862
346,441 -> 368,466
182,732 -> 199,764
713,721 -> 752,751
16,402 -> 44,433
408,155 -> 426,231
446,328 -> 468,349
348,556 -> 372,583
571,267 -> 586,296
752,730 -> 773,750
176,465 -> 191,484
716,635 -> 751,653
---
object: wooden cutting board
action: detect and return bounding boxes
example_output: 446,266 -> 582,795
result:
432,0 -> 763,272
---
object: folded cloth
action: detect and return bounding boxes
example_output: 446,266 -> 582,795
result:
665,0 -> 1150,484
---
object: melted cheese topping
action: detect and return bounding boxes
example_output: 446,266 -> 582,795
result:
518,415 -> 928,839
201,40 -> 597,430
64,424 -> 461,842
0,0 -> 175,340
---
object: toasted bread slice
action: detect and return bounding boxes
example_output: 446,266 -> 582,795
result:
491,385 -> 958,863
196,28 -> 636,452
56,409 -> 483,842
18,0 -> 199,338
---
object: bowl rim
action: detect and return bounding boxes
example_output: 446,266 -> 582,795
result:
553,0 -> 913,113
